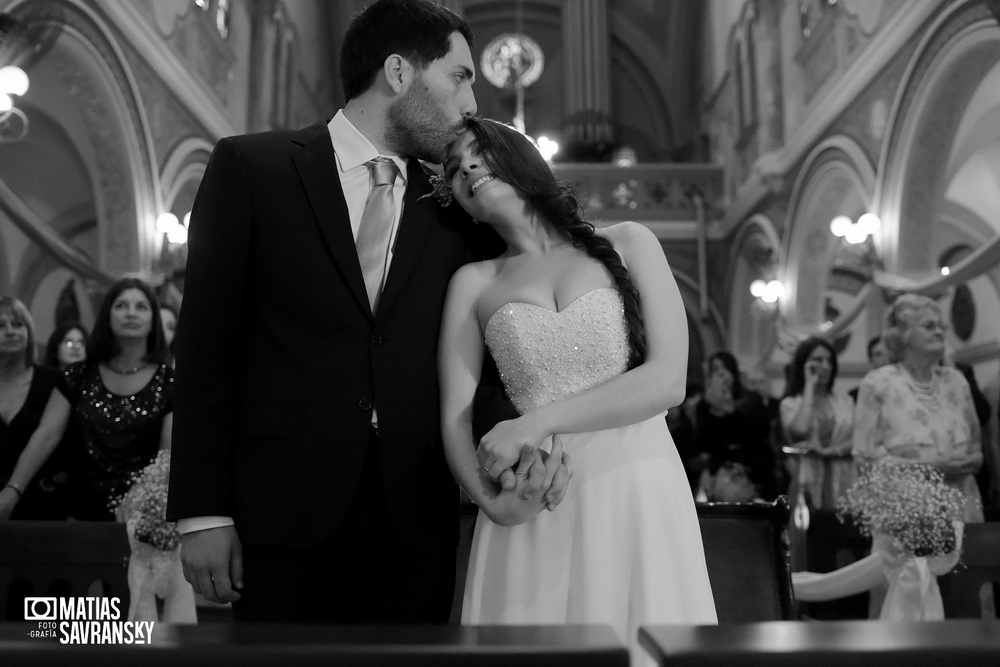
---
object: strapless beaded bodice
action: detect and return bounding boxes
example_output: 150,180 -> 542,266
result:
484,287 -> 629,414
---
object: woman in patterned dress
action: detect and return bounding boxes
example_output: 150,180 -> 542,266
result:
853,293 -> 983,522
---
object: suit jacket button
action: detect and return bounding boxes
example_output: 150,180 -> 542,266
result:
371,334 -> 382,345
358,397 -> 372,411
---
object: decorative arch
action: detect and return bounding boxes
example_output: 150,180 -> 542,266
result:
728,214 -> 782,371
783,135 -> 876,332
876,0 -> 1000,274
870,0 -> 1000,385
2,0 -> 159,286
160,137 -> 213,214
0,0 -> 163,338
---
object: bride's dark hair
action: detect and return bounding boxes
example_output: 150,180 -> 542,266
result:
465,117 -> 646,368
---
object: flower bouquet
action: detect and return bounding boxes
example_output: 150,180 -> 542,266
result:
114,449 -> 196,623
704,462 -> 758,503
837,460 -> 966,620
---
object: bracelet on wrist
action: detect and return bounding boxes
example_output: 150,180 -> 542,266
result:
3,482 -> 24,500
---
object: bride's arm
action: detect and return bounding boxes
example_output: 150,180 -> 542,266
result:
439,264 -> 557,526
477,222 -> 687,474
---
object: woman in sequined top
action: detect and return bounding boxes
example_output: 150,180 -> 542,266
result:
853,294 -> 982,522
1,278 -> 173,521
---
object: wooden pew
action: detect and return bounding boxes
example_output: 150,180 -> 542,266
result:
0,521 -> 130,621
640,619 -> 1000,667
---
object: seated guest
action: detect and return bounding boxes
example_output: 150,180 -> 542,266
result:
2,278 -> 173,521
853,294 -> 983,523
696,351 -> 776,501
781,337 -> 855,510
0,296 -> 63,519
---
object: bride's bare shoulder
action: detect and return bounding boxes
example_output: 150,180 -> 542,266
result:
449,257 -> 505,293
595,221 -> 654,250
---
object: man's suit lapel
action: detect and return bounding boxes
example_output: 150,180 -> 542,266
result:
378,160 -> 438,317
291,124 -> 372,319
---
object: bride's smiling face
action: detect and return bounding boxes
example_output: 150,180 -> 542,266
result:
445,130 -> 516,219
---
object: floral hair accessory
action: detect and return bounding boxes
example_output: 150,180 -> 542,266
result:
419,174 -> 453,207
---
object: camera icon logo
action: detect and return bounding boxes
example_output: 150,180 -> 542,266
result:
24,597 -> 57,621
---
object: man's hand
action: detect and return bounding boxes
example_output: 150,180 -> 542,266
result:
180,525 -> 243,604
497,435 -> 573,510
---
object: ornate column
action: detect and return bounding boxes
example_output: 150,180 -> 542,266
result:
246,0 -> 277,133
756,0 -> 785,153
562,0 -> 613,148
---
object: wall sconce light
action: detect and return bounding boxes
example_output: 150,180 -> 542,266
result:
156,211 -> 190,278
749,279 -> 784,304
536,135 -> 559,162
156,212 -> 189,245
0,66 -> 29,97
0,66 -> 28,120
830,212 -> 880,245
0,66 -> 29,143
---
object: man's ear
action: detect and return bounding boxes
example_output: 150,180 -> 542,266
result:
383,53 -> 412,94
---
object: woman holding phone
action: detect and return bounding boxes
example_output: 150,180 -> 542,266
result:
780,337 -> 855,510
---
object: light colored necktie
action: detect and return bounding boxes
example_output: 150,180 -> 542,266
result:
356,157 -> 399,314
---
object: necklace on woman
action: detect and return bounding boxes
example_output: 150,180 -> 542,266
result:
901,364 -> 939,407
107,361 -> 150,375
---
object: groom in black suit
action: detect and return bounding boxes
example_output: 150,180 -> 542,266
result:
167,0 -> 563,624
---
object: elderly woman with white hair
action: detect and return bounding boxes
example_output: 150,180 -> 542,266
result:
852,293 -> 984,522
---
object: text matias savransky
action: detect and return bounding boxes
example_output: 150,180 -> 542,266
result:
25,596 -> 155,644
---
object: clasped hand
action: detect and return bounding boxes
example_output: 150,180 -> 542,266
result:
476,415 -> 573,511
477,436 -> 571,526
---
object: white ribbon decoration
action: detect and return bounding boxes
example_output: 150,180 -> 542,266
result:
126,518 -> 198,623
792,522 -> 964,621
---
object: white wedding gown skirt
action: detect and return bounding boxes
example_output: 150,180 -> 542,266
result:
462,288 -> 717,662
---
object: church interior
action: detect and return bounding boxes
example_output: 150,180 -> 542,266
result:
2,0 -> 1000,661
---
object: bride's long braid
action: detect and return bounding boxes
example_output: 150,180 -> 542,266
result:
467,118 -> 647,369
538,194 -> 647,369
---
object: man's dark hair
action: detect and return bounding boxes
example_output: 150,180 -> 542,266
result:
340,0 -> 473,102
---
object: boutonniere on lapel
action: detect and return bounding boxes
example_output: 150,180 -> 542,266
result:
417,162 -> 453,207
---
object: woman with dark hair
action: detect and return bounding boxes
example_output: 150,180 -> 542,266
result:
44,321 -> 88,370
695,350 -> 775,501
2,278 -> 173,520
439,118 -> 716,659
0,296 -> 65,519
780,336 -> 856,510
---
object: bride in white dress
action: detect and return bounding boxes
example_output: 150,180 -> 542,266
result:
438,118 -> 717,663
